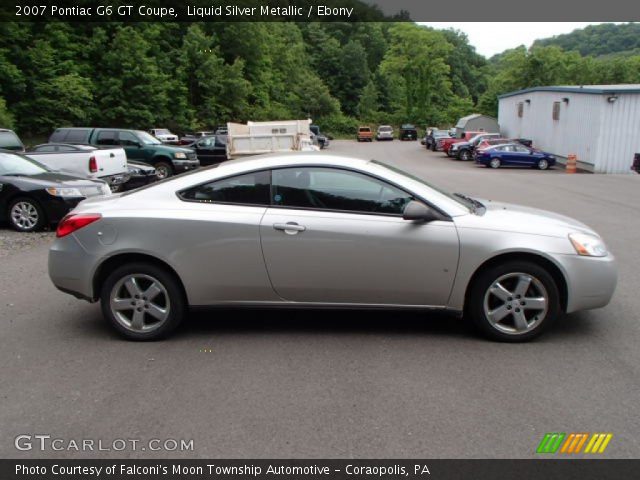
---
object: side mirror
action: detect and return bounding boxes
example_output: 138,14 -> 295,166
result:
402,200 -> 440,222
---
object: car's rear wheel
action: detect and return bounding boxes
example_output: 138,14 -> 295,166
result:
100,262 -> 186,341
466,261 -> 560,342
154,161 -> 173,179
489,158 -> 501,169
537,159 -> 549,170
8,197 -> 45,232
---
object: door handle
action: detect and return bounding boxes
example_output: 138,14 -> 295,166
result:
273,222 -> 306,234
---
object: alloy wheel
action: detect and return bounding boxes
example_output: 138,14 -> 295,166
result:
490,158 -> 501,169
110,274 -> 171,333
10,201 -> 39,230
538,159 -> 549,170
483,272 -> 549,335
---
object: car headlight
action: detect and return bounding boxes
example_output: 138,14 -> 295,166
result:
46,187 -> 83,198
569,233 -> 608,257
174,152 -> 187,159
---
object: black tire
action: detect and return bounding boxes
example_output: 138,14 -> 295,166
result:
537,159 -> 549,170
7,197 -> 46,232
154,161 -> 174,179
466,260 -> 561,342
100,262 -> 186,341
460,149 -> 472,161
431,144 -> 437,152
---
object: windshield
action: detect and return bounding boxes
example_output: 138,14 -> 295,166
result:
136,131 -> 162,145
155,129 -> 170,135
371,160 -> 473,212
0,131 -> 24,149
379,126 -> 392,132
0,152 -> 49,176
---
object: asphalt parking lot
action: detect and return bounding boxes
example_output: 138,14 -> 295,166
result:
1,140 -> 640,459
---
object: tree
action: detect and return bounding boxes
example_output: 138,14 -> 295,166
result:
0,97 -> 14,129
97,27 -> 172,128
357,81 -> 380,122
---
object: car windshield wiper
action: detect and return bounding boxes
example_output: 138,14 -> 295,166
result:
454,192 -> 485,212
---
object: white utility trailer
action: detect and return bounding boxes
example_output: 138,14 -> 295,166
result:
226,119 -> 319,158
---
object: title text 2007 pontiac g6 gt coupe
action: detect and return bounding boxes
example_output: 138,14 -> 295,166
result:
48,154 -> 617,342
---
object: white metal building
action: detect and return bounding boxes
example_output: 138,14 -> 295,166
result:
498,85 -> 640,173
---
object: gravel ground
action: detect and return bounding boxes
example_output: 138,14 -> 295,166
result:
0,228 -> 54,258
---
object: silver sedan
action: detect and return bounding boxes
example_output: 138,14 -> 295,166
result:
48,154 -> 617,342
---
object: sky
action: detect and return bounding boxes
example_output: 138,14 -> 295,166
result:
418,23 -> 620,58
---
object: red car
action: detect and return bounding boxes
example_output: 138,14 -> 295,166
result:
439,131 -> 485,156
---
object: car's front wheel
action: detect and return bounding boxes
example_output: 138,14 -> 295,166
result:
466,260 -> 561,342
154,161 -> 173,179
489,158 -> 501,169
537,159 -> 549,170
8,197 -> 45,232
100,262 -> 186,341
460,149 -> 472,161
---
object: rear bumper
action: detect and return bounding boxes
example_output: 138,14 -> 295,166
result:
99,172 -> 131,187
49,235 -> 98,301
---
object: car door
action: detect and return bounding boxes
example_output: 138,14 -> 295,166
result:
175,170 -> 277,304
192,137 -> 223,166
259,166 -> 459,306
116,131 -> 147,162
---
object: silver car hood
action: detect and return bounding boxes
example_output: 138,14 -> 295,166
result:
455,199 -> 596,237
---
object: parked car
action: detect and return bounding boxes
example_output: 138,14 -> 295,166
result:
357,126 -> 373,142
310,124 -> 329,149
440,131 -> 485,157
476,138 -> 533,154
49,153 -> 616,342
450,133 -> 502,161
185,135 -> 228,166
375,125 -> 394,141
399,124 -> 418,141
25,143 -> 129,191
0,150 -> 110,232
122,160 -> 158,191
149,128 -> 179,144
0,129 -> 25,152
49,128 -> 199,179
475,143 -> 556,170
425,129 -> 451,151
179,131 -> 216,145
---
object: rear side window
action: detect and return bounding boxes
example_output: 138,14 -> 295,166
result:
96,131 -> 117,146
33,145 -> 57,152
180,171 -> 270,206
50,129 -> 90,143
0,131 -> 24,149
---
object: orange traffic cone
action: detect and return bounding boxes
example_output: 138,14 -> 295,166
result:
566,154 -> 577,174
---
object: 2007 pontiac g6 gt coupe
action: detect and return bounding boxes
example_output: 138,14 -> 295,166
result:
49,154 -> 617,342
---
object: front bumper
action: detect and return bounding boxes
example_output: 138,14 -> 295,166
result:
42,197 -> 84,224
173,159 -> 200,172
553,253 -> 618,313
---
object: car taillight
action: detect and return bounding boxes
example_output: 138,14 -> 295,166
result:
89,156 -> 98,173
56,213 -> 102,238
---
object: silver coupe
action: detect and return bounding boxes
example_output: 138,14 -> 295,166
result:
49,154 -> 617,342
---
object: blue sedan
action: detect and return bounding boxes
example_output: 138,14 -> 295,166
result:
475,143 -> 556,170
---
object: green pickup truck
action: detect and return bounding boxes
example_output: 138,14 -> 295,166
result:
49,127 -> 200,178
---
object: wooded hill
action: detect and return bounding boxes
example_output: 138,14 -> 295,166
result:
1,20 -> 639,137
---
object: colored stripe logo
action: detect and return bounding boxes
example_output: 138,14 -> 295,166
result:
537,433 -> 613,454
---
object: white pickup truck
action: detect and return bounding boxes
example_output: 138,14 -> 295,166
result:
25,143 -> 130,191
